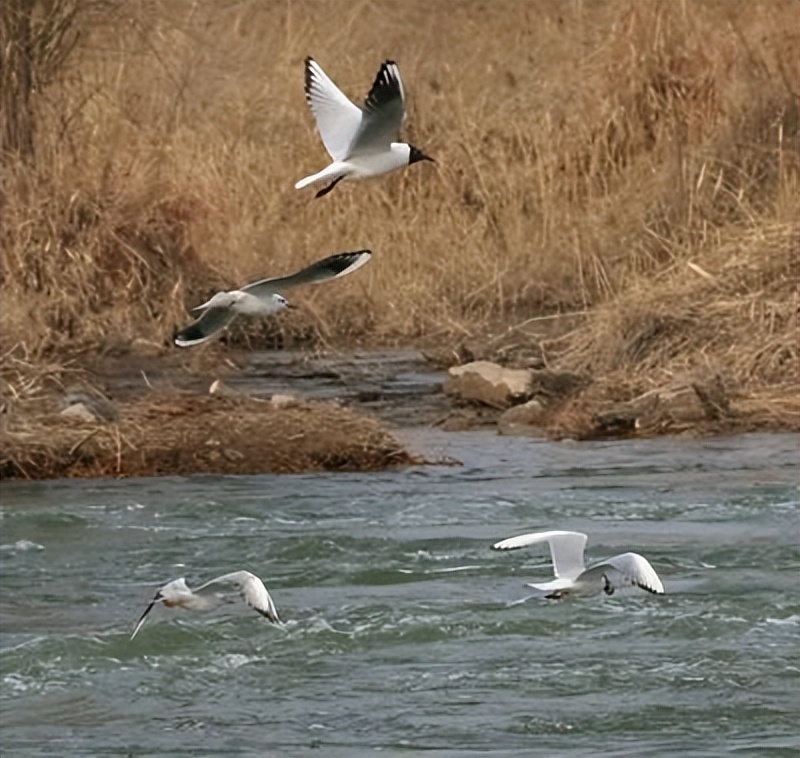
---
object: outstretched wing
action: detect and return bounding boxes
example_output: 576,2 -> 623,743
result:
590,552 -> 665,595
243,250 -> 372,298
347,61 -> 406,157
304,57 -> 363,162
196,570 -> 281,625
130,598 -> 158,640
173,306 -> 237,348
492,530 -> 588,580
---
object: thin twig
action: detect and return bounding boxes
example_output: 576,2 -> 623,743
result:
69,428 -> 100,456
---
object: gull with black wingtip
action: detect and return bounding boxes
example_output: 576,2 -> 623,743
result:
295,57 -> 434,198
174,249 -> 372,347
492,530 -> 665,599
130,570 -> 281,640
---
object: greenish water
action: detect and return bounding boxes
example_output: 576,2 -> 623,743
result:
1,431 -> 798,757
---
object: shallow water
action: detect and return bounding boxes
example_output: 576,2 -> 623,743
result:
1,431 -> 798,757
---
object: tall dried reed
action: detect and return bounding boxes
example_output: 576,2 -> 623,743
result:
1,0 -> 797,394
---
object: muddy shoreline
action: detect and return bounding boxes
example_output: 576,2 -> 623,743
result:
2,346 -> 796,481
91,348 -> 453,429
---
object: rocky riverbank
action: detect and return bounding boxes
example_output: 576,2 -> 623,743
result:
2,344 -> 796,481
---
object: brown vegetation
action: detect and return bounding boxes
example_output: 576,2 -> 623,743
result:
1,0 -> 798,472
1,388 -> 417,479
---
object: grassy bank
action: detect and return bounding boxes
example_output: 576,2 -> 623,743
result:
1,389 -> 418,478
1,0 -> 797,438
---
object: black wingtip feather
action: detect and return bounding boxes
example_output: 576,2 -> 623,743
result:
638,582 -> 662,595
362,60 -> 402,113
321,250 -> 372,275
255,606 -> 281,624
173,323 -> 206,347
303,56 -> 317,102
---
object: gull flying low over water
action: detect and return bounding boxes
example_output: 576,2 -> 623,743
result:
295,57 -> 434,198
492,530 -> 665,599
173,249 -> 371,347
130,570 -> 281,640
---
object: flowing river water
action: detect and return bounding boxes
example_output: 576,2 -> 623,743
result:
1,429 -> 798,757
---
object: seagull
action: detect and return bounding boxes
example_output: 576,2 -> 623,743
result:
295,57 -> 434,198
492,530 -> 665,599
174,249 -> 371,347
130,570 -> 281,640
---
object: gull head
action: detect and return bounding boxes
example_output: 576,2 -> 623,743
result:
408,144 -> 435,165
273,294 -> 289,310
152,587 -> 181,608
602,574 -> 615,596
158,578 -> 192,607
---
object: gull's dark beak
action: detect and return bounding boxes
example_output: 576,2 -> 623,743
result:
409,145 -> 435,165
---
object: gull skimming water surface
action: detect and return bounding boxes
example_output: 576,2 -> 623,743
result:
492,530 -> 665,599
130,570 -> 281,639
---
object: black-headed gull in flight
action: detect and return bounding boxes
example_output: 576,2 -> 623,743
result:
174,249 -> 371,347
130,570 -> 281,640
295,57 -> 434,198
492,530 -> 665,599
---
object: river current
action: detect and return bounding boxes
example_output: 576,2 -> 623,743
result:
1,430 -> 798,756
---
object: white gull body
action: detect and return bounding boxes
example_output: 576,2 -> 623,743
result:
295,57 -> 433,197
130,570 -> 281,640
492,530 -> 665,598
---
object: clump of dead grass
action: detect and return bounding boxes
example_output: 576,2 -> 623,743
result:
0,344 -> 80,417
537,219 -> 798,437
557,221 -> 797,382
1,391 -> 417,479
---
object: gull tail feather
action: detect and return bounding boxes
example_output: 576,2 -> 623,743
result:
295,163 -> 348,190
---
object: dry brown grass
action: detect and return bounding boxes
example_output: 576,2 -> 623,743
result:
1,0 -> 797,401
556,222 -> 797,379
1,391 -> 417,479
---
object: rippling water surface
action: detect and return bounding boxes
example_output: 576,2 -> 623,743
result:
1,431 -> 798,757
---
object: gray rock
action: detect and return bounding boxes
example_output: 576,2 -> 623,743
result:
60,403 -> 102,423
443,361 -> 534,409
61,391 -> 117,422
497,399 -> 547,436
